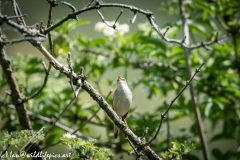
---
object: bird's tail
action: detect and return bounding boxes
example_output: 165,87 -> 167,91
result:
114,125 -> 119,139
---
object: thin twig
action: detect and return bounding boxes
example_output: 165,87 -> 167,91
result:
7,14 -> 27,20
46,0 -> 58,7
84,0 -> 95,8
39,21 -> 43,33
163,27 -> 170,36
130,11 -> 137,24
1,37 -> 43,45
0,15 -> 46,38
45,97 -> 77,135
67,52 -> 76,97
61,1 -> 77,13
126,136 -> 141,157
145,63 -> 205,146
48,33 -> 53,55
11,0 -> 19,21
72,90 -> 112,134
11,0 -> 26,26
61,1 -> 78,20
47,3 -> 54,56
23,62 -> 51,102
15,2 -> 26,26
96,9 -> 112,28
113,10 -> 123,29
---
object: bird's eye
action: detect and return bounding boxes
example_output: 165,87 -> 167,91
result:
122,78 -> 126,81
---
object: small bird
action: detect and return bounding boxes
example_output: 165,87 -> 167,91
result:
113,76 -> 132,139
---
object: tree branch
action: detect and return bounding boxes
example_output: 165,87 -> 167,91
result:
0,46 -> 31,130
0,15 -> 46,38
178,0 -> 210,159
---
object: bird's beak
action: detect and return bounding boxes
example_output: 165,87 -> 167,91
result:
117,76 -> 122,81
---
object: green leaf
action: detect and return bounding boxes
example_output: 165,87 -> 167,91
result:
204,102 -> 212,117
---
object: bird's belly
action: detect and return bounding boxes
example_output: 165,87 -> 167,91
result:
114,97 -> 131,117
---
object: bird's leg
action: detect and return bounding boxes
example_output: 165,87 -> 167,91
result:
122,115 -> 129,131
122,112 -> 129,126
123,112 -> 128,119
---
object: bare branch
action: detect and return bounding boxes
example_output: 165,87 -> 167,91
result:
61,1 -> 78,20
96,9 -> 111,27
0,37 -> 43,45
46,2 -> 54,56
39,21 -> 43,33
7,14 -> 27,20
130,11 -> 137,24
33,42 -> 73,77
0,47 -> 31,130
23,62 -> 51,102
141,127 -> 149,141
46,0 -> 58,7
61,1 -> 76,13
163,27 -> 170,36
0,15 -> 46,38
181,35 -> 187,46
113,10 -> 123,29
145,63 -> 205,146
84,0 -> 95,8
11,0 -> 26,26
45,97 -> 77,135
67,52 -> 76,97
126,136 -> 142,159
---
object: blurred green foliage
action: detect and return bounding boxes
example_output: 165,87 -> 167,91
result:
0,0 -> 240,160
